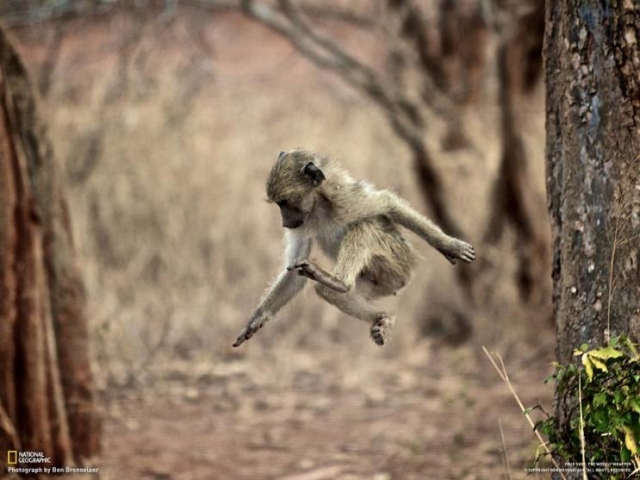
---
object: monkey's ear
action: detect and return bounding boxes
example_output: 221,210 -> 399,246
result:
278,151 -> 286,160
301,162 -> 325,186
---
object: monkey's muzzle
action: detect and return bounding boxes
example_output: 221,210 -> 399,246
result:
283,218 -> 304,229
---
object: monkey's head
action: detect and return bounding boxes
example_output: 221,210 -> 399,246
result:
266,149 -> 326,229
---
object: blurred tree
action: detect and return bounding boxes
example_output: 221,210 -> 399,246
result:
483,1 -> 550,310
0,25 -> 100,464
545,1 -> 639,474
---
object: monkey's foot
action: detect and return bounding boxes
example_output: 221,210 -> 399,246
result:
443,239 -> 476,265
232,313 -> 270,347
370,317 -> 395,346
287,260 -> 349,293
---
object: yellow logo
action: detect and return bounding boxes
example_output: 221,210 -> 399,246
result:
7,450 -> 17,465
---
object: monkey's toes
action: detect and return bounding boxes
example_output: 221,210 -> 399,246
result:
461,245 -> 476,263
370,317 -> 395,346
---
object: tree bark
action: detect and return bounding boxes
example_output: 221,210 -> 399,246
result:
545,0 -> 639,474
0,25 -> 100,466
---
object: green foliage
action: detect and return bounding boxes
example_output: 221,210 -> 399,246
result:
536,336 -> 640,477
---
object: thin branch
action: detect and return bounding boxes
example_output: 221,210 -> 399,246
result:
578,375 -> 588,480
498,418 -> 513,480
241,0 -> 428,129
482,346 -> 568,480
192,0 -> 377,27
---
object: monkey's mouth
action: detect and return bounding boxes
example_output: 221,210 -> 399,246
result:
283,219 -> 304,229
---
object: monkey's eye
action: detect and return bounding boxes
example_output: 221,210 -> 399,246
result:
276,200 -> 288,208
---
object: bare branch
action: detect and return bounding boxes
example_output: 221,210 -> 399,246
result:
241,0 -> 425,128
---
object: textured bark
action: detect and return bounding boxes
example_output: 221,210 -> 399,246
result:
0,25 -> 100,465
545,2 -> 640,475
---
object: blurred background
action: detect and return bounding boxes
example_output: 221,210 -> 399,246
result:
2,0 -> 555,478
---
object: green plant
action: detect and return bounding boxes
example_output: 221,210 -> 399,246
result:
535,335 -> 640,478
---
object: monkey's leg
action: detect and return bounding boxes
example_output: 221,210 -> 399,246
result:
287,260 -> 349,293
315,284 -> 395,346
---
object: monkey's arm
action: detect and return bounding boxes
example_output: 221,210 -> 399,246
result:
383,192 -> 476,264
233,235 -> 312,347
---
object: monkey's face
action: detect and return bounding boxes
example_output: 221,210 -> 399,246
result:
276,199 -> 306,229
267,150 -> 326,229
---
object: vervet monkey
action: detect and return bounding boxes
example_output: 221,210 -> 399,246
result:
233,149 -> 476,347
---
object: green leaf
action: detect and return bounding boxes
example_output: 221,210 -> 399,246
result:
574,344 -> 590,356
622,426 -> 638,455
582,354 -> 594,381
621,337 -> 639,359
614,390 -> 624,405
621,446 -> 631,462
589,346 -> 624,360
593,392 -> 608,407
588,354 -> 609,372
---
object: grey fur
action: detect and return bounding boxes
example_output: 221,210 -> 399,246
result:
233,149 -> 476,347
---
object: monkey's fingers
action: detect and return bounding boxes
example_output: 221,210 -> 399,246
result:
287,260 -> 310,271
233,327 -> 259,347
445,240 -> 476,264
232,321 -> 261,347
288,260 -> 349,292
233,313 -> 271,347
232,329 -> 251,347
460,244 -> 476,263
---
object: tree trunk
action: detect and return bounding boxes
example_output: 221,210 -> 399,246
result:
545,0 -> 639,475
0,25 -> 100,467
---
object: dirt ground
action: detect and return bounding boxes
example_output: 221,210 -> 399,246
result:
98,339 -> 555,480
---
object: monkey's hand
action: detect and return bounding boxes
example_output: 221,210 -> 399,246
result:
287,260 -> 349,293
370,316 -> 395,346
441,238 -> 476,265
232,311 -> 271,347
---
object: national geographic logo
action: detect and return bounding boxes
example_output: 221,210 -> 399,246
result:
6,450 -> 51,464
5,450 -> 99,475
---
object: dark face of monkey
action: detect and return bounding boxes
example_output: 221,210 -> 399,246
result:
266,150 -> 326,229
276,199 -> 306,229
